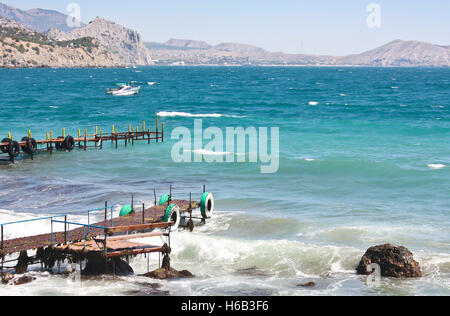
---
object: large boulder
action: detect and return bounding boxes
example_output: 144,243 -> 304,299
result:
356,244 -> 422,278
82,257 -> 133,276
143,268 -> 194,280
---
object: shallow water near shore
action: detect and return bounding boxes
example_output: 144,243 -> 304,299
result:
0,66 -> 449,295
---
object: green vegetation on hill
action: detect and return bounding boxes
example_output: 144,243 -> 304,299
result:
0,26 -> 98,53
55,37 -> 99,52
0,26 -> 47,45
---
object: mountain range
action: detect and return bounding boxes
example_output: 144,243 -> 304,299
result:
0,2 -> 84,33
146,39 -> 449,67
0,2 -> 449,68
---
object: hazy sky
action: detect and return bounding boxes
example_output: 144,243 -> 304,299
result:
8,0 -> 450,55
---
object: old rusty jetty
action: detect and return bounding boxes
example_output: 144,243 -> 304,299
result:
0,119 -> 164,163
0,186 -> 215,277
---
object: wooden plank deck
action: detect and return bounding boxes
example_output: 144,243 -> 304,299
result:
56,239 -> 164,258
1,200 -> 198,256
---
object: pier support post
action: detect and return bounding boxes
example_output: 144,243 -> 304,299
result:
64,215 -> 67,244
15,251 -> 29,274
156,119 -> 159,143
1,225 -> 4,276
84,130 -> 87,151
8,151 -> 14,164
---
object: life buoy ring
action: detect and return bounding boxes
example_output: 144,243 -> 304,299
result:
9,141 -> 20,158
21,137 -> 37,155
64,136 -> 75,151
159,194 -> 171,205
0,138 -> 11,153
200,192 -> 214,219
55,136 -> 64,150
163,204 -> 180,231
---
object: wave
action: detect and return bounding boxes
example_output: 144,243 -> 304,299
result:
428,164 -> 447,170
184,149 -> 245,156
157,111 -> 246,118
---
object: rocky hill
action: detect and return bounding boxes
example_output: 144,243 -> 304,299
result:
48,17 -> 153,66
0,2 -> 84,32
336,40 -> 450,67
146,38 -> 449,67
0,17 -> 121,68
165,39 -> 212,50
146,40 -> 335,66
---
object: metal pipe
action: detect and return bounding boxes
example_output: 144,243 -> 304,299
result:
0,214 -> 66,227
51,220 -> 109,231
51,219 -> 54,246
64,215 -> 67,244
1,225 -> 4,275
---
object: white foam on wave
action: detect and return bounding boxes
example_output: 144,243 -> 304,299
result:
309,102 -> 319,106
157,111 -> 246,118
184,149 -> 245,156
428,164 -> 446,170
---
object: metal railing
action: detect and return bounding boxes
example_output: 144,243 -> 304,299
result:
51,219 -> 109,251
1,214 -> 68,253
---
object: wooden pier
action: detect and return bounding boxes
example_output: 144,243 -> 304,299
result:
0,188 -> 215,277
0,119 -> 164,163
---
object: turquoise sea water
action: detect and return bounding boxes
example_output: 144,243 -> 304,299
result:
0,67 -> 449,296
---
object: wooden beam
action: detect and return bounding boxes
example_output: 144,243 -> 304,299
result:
106,246 -> 163,258
95,231 -> 166,242
108,222 -> 173,234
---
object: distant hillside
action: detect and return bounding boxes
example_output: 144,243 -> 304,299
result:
145,39 -> 335,66
336,40 -> 450,67
165,39 -> 212,50
0,2 -> 84,32
0,17 -> 121,68
48,17 -> 153,66
146,38 -> 449,67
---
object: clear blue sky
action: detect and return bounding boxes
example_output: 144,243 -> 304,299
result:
8,0 -> 450,55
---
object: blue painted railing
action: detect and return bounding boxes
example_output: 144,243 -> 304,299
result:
0,204 -> 115,249
51,219 -> 109,248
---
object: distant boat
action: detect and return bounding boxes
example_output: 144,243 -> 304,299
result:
107,84 -> 141,96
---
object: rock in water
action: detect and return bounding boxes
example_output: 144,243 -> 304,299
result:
297,282 -> 316,287
82,257 -> 134,276
1,272 -> 14,284
143,268 -> 194,280
356,244 -> 422,278
13,275 -> 36,286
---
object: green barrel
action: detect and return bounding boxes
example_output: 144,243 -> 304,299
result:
159,194 -> 171,205
119,205 -> 133,217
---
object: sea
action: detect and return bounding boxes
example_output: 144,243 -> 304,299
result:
0,66 -> 448,296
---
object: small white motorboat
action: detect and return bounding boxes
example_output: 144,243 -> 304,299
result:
107,84 -> 141,96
